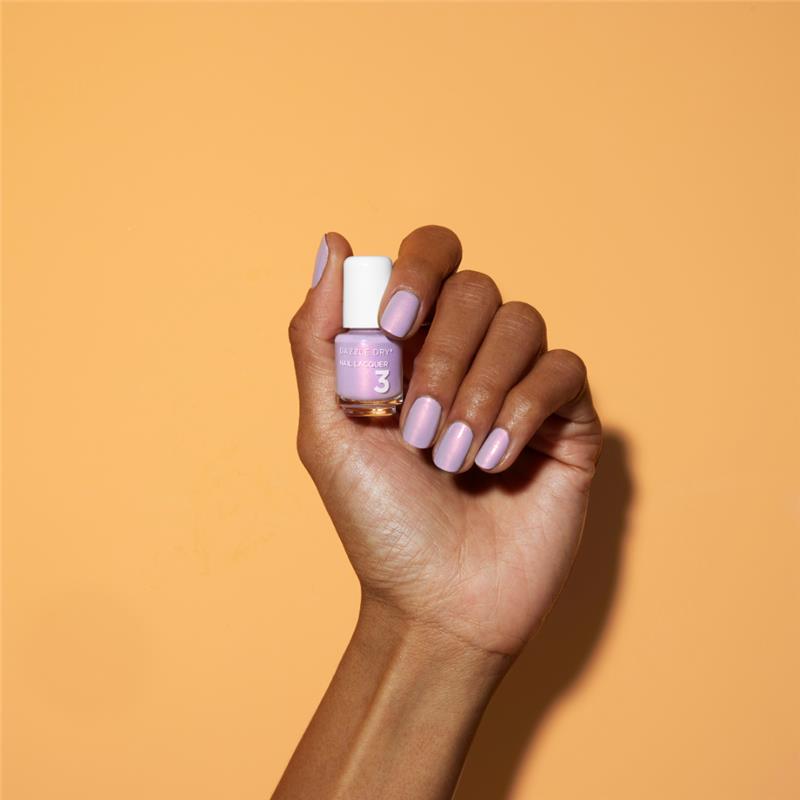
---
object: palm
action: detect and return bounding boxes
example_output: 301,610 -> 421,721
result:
309,414 -> 601,656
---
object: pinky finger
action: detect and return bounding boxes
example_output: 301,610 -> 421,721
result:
474,349 -> 600,474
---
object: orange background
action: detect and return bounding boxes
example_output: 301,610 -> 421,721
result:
3,3 -> 799,798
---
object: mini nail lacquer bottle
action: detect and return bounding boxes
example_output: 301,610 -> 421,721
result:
335,256 -> 403,417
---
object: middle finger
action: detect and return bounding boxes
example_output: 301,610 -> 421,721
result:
400,270 -> 501,450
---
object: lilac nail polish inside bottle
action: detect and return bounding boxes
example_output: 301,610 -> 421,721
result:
335,256 -> 403,417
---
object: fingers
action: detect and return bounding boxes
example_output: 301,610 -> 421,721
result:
474,349 -> 599,473
396,269 -> 597,475
378,225 -> 462,339
288,232 -> 353,423
431,302 -> 547,472
399,270 -> 503,452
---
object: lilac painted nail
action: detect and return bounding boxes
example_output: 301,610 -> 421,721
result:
380,290 -> 420,338
311,233 -> 329,288
433,422 -> 473,473
475,428 -> 510,470
402,396 -> 441,449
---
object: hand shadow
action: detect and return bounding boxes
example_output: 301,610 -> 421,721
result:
454,430 -> 634,800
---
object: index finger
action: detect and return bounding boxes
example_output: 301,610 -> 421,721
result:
378,225 -> 463,340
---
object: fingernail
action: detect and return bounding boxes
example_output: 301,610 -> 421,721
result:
402,396 -> 441,449
475,427 -> 509,470
433,422 -> 473,473
380,290 -> 420,338
311,233 -> 329,288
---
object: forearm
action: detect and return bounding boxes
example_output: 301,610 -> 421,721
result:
272,596 -> 510,800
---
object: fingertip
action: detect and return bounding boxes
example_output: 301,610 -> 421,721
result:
432,421 -> 473,473
324,231 -> 354,259
474,427 -> 511,471
312,231 -> 353,289
299,230 -> 353,341
379,289 -> 421,339
401,395 -> 442,449
310,233 -> 329,288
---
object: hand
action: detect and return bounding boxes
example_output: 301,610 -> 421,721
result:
289,225 -> 602,660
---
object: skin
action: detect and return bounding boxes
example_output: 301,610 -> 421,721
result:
275,225 -> 603,799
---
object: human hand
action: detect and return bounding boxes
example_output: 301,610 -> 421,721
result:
289,225 -> 602,660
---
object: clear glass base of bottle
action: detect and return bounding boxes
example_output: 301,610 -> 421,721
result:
337,394 -> 403,417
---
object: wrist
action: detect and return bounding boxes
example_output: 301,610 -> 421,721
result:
354,593 -> 512,691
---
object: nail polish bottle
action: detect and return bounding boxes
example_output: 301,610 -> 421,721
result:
336,256 -> 403,417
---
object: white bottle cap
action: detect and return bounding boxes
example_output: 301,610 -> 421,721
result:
342,255 -> 393,328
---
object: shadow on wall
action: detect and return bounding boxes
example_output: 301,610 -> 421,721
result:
455,430 -> 635,800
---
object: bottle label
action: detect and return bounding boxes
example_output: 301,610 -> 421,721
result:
335,335 -> 403,401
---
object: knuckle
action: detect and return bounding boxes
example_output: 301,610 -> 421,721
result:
496,300 -> 547,352
551,348 -> 588,384
497,301 -> 546,339
406,224 -> 462,252
445,270 -> 501,306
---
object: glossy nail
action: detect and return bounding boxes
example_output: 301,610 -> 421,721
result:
402,396 -> 441,449
311,233 -> 329,288
380,290 -> 420,338
475,428 -> 509,470
433,422 -> 473,472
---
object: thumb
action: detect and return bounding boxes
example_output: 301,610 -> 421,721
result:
288,232 -> 353,433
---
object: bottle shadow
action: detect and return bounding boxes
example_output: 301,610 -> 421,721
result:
454,430 -> 635,799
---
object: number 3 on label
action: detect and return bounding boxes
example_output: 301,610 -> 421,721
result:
373,369 -> 390,394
